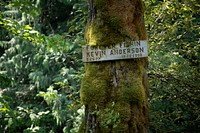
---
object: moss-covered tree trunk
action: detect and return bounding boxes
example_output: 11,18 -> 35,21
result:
79,0 -> 149,132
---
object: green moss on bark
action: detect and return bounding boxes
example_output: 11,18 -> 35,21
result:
85,0 -> 146,46
85,22 -> 125,46
119,64 -> 145,106
80,0 -> 148,132
93,0 -> 106,10
80,63 -> 111,109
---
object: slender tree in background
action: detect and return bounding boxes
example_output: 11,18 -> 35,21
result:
80,0 -> 149,132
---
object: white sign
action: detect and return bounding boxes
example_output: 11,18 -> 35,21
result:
82,40 -> 148,62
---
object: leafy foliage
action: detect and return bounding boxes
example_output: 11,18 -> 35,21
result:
0,0 -> 86,132
145,0 -> 200,132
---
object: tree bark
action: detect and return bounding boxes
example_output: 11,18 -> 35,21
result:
79,0 -> 149,132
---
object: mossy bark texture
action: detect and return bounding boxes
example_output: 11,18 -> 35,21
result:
80,0 -> 149,132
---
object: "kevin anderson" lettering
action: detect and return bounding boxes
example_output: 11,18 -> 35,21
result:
86,47 -> 144,58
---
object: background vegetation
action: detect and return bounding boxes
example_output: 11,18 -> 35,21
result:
0,0 -> 199,132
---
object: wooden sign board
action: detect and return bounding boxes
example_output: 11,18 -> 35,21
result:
82,40 -> 148,62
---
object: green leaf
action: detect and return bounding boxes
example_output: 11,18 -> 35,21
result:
24,25 -> 32,30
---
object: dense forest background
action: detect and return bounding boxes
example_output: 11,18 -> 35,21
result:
0,0 -> 199,132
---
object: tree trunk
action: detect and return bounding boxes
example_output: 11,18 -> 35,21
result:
79,0 -> 149,132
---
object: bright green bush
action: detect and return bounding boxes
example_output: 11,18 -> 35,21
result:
145,0 -> 200,132
0,0 -> 86,132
